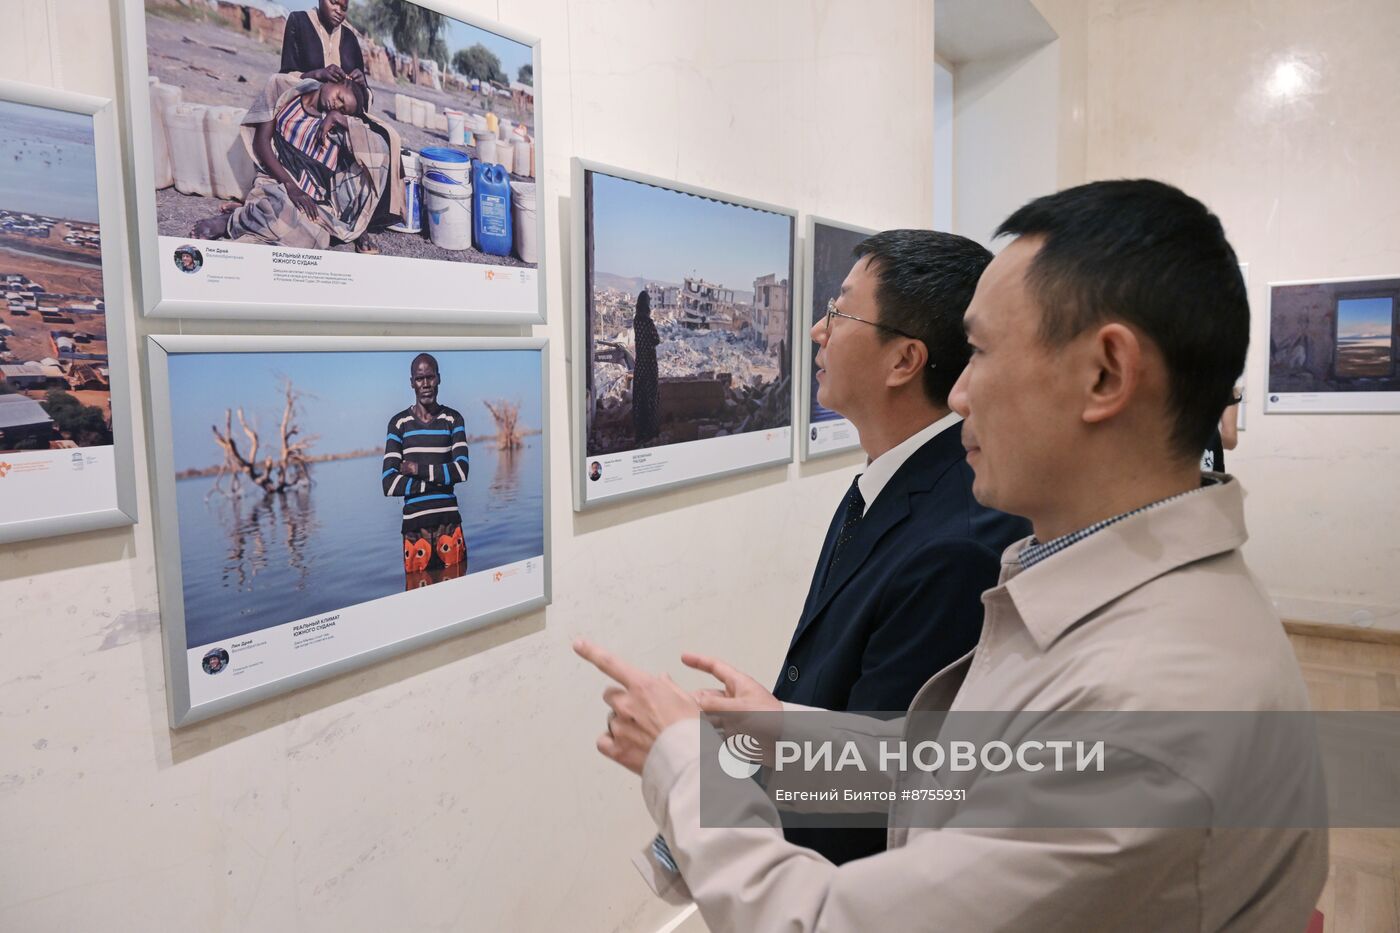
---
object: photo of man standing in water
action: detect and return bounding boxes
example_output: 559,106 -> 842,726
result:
382,353 -> 471,583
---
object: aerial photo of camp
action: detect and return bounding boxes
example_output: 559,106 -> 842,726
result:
0,98 -> 113,455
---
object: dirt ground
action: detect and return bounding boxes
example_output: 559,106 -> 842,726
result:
145,10 -> 536,267
0,248 -> 107,364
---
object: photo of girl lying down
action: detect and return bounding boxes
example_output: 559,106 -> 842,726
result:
192,71 -> 403,254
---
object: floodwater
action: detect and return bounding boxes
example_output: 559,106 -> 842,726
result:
176,439 -> 544,648
0,100 -> 99,224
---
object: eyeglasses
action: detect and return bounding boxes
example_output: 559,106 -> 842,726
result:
823,299 -> 934,369
824,298 -> 920,340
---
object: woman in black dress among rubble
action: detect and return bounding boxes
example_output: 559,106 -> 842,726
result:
632,290 -> 661,446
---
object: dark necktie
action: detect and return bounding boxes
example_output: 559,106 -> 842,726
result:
823,476 -> 865,587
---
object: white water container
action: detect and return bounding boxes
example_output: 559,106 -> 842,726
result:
445,109 -> 466,145
510,180 -> 537,263
498,117 -> 513,141
410,99 -> 428,127
423,101 -> 437,126
148,78 -> 179,189
167,103 -> 213,198
204,106 -> 255,200
499,137 -> 514,174
418,146 -> 471,184
422,169 -> 472,251
476,135 -> 497,166
395,93 -> 413,124
512,137 -> 531,177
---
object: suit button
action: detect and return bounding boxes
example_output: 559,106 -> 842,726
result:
786,665 -> 799,682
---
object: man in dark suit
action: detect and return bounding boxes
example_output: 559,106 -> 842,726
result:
782,229 -> 1030,863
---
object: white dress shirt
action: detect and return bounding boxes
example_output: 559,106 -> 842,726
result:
855,411 -> 962,516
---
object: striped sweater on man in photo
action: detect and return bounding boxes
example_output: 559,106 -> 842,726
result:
381,405 -> 470,533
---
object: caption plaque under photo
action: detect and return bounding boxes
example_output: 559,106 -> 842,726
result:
0,80 -> 139,544
572,159 -> 797,509
118,0 -> 545,323
1266,275 -> 1400,413
146,335 -> 550,726
799,215 -> 876,461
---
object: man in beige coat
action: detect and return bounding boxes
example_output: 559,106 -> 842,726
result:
576,180 -> 1328,932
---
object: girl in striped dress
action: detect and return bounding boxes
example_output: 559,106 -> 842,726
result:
192,73 -> 398,252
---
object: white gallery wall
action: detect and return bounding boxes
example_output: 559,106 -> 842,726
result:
932,0 -> 1089,244
951,41 -> 1059,245
1080,0 -> 1400,629
0,1 -> 933,930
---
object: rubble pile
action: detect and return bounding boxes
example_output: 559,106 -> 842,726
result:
587,286 -> 790,455
588,371 -> 791,455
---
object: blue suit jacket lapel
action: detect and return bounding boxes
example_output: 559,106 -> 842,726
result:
786,426 -> 969,652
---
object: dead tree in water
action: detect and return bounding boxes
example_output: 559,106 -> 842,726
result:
482,399 -> 524,451
210,378 -> 317,496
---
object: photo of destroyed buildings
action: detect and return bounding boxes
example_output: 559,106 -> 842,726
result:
0,98 -> 113,456
583,168 -> 794,457
141,0 -> 537,267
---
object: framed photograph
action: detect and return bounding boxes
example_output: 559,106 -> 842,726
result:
118,0 -> 544,323
799,215 -> 876,460
571,159 -> 796,510
1265,275 -> 1400,413
146,335 -> 550,726
0,80 -> 138,544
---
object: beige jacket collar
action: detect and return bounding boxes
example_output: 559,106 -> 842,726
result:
999,474 -> 1248,651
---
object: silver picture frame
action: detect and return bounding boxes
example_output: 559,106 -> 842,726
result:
145,334 -> 552,726
570,157 -> 798,511
0,79 -> 139,544
798,214 -> 877,462
115,0 -> 547,324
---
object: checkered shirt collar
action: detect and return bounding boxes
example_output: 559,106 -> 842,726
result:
1018,476 -> 1223,571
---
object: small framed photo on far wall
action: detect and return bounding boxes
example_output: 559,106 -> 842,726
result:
1266,275 -> 1400,413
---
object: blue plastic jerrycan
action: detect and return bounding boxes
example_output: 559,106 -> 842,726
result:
473,160 -> 514,257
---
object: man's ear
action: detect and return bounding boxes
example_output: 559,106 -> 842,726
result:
1082,322 -> 1141,425
885,339 -> 929,390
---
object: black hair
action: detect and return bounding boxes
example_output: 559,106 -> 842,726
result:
635,289 -> 651,318
411,352 -> 439,375
851,230 -> 994,406
331,77 -> 368,116
994,179 -> 1247,457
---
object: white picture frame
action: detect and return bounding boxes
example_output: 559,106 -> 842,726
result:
571,158 -> 798,510
798,215 -> 877,461
115,0 -> 547,324
145,334 -> 551,726
1265,274 -> 1400,414
0,79 -> 139,544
